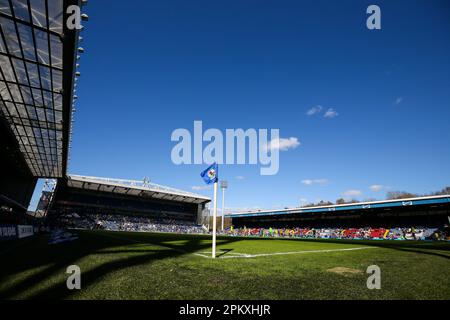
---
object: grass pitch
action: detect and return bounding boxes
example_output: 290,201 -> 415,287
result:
1,230 -> 449,300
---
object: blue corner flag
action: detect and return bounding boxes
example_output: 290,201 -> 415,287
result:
200,163 -> 218,185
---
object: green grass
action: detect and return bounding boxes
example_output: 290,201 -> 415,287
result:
1,230 -> 449,300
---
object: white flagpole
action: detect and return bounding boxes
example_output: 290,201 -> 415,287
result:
212,181 -> 218,258
221,187 -> 225,231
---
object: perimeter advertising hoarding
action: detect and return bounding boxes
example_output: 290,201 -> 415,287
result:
0,225 -> 34,240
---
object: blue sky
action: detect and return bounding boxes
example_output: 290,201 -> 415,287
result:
29,0 -> 450,211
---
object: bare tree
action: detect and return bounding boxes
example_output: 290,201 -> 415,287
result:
430,186 -> 450,196
387,191 -> 418,200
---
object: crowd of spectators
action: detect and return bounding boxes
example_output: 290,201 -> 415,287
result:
55,213 -> 204,234
52,212 -> 450,240
222,226 -> 450,241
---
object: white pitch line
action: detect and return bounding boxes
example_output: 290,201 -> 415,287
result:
193,252 -> 210,258
81,231 -> 377,260
198,251 -> 249,258
208,246 -> 377,259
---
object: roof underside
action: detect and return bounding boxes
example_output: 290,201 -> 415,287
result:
66,175 -> 211,205
0,0 -> 78,177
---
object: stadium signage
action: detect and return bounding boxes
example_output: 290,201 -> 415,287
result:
17,225 -> 34,239
0,224 -> 17,240
171,121 -> 300,175
0,225 -> 34,241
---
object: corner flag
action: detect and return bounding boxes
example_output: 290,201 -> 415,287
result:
200,163 -> 219,258
200,163 -> 218,185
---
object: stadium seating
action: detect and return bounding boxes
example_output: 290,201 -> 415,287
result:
51,212 -> 449,240
223,226 -> 447,241
54,213 -> 204,234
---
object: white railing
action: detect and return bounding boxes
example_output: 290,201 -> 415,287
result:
68,175 -> 210,200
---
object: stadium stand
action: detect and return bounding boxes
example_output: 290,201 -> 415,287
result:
225,195 -> 450,241
43,175 -> 210,234
54,213 -> 204,234
0,1 -> 448,242
223,226 -> 449,241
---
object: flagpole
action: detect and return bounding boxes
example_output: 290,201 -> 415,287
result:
221,187 -> 225,231
212,181 -> 218,258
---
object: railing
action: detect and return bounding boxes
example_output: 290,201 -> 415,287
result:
69,175 -> 210,199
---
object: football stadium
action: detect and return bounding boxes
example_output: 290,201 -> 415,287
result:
1,0 -> 450,305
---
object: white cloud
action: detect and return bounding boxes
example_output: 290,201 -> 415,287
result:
369,184 -> 383,192
264,137 -> 300,152
395,97 -> 403,105
342,189 -> 362,197
191,185 -> 211,191
306,105 -> 323,116
307,105 -> 338,119
302,179 -> 329,186
324,108 -> 338,118
235,176 -> 245,180
226,206 -> 261,213
369,184 -> 389,192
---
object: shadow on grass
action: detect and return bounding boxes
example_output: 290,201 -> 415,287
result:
216,248 -> 233,258
0,230 -> 241,299
2,231 -> 449,299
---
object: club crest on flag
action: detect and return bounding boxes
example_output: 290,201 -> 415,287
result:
200,163 -> 218,185
207,168 -> 216,180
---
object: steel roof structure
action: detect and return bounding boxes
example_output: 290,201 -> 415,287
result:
226,195 -> 450,218
66,175 -> 211,205
0,0 -> 82,178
